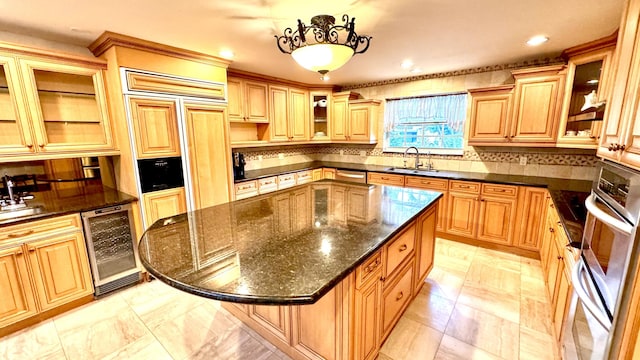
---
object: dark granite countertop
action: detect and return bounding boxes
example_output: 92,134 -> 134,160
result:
240,161 -> 594,248
0,185 -> 138,226
138,180 -> 442,305
239,161 -> 592,192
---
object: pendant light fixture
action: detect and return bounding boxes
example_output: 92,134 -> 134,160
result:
275,14 -> 372,79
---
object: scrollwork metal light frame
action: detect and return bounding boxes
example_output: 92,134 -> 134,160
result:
275,14 -> 372,74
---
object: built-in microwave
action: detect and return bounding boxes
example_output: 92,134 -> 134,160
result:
137,157 -> 184,193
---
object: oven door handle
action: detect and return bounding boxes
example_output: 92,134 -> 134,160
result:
572,259 -> 612,331
585,194 -> 633,235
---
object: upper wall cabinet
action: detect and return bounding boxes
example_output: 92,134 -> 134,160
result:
227,77 -> 269,123
331,91 -> 380,144
310,91 -> 330,141
269,85 -> 310,142
467,85 -> 514,144
597,0 -> 640,172
557,33 -> 617,149
467,65 -> 565,147
0,46 -> 116,161
510,65 -> 565,145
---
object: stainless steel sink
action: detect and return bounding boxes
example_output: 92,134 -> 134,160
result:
385,167 -> 439,174
0,206 -> 44,221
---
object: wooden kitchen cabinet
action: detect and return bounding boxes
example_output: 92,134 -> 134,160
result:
248,305 -> 290,344
273,187 -> 312,235
381,259 -> 414,340
446,181 -> 481,238
557,34 -> 616,149
26,232 -> 93,311
404,175 -> 448,231
0,245 -> 38,328
414,205 -> 436,294
0,214 -> 93,331
269,85 -> 309,142
354,265 -> 383,360
510,65 -> 565,145
142,187 -> 187,227
184,102 -> 232,209
476,183 -> 518,245
323,168 -> 336,179
0,46 -> 116,159
227,77 -> 269,123
514,187 -> 549,251
18,57 -> 114,155
128,97 -> 181,158
597,0 -> 640,171
468,65 -> 564,146
467,85 -> 514,144
331,91 -> 380,143
367,172 -> 404,187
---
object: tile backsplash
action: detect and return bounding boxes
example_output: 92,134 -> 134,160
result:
239,144 -> 599,180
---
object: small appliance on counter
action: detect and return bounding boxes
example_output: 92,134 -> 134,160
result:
232,152 -> 246,180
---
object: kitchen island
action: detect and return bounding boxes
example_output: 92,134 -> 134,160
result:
139,180 -> 442,360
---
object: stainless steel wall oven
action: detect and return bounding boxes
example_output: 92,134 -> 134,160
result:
564,160 -> 640,359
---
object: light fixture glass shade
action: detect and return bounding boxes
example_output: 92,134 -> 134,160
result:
291,44 -> 355,73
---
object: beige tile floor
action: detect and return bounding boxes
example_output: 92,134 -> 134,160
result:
0,238 -> 557,360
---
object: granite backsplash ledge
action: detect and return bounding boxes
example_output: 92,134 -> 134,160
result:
238,144 -> 599,181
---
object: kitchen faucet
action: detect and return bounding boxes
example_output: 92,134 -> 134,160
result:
403,147 -> 422,169
4,174 -> 16,206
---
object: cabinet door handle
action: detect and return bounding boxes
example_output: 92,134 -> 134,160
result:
549,227 -> 554,233
8,230 -> 35,238
494,189 -> 506,192
27,246 -> 36,252
557,255 -> 564,260
459,185 -> 470,188
38,144 -> 45,148
396,291 -> 404,301
398,244 -> 408,252
26,144 -> 33,148
365,258 -> 380,274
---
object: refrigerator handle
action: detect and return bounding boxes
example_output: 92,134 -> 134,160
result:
572,259 -> 612,331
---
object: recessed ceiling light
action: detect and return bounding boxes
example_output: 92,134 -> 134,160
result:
586,79 -> 599,84
410,68 -> 422,74
526,35 -> 549,46
219,49 -> 234,59
401,59 -> 413,69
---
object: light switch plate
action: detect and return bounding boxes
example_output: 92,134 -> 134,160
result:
278,153 -> 284,160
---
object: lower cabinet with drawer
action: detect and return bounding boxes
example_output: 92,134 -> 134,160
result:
222,208 -> 436,360
0,214 -> 94,333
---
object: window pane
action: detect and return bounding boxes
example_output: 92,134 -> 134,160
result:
384,93 -> 467,152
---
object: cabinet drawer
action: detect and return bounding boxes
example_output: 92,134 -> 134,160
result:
356,250 -> 382,288
384,224 -> 415,279
481,183 -> 517,197
449,180 -> 481,193
126,70 -> 225,100
405,176 -> 448,191
235,180 -> 258,200
368,172 -> 404,187
0,214 -> 82,245
382,260 -> 414,337
278,174 -> 296,189
296,170 -> 313,184
258,177 -> 278,194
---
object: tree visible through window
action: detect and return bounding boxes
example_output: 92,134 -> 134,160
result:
383,93 -> 467,154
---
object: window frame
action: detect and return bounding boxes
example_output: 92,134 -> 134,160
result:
382,92 -> 467,155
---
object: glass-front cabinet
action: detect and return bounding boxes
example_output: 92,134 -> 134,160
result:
557,35 -> 616,148
311,91 -> 330,141
19,59 -> 114,154
0,43 -> 116,159
0,56 -> 32,154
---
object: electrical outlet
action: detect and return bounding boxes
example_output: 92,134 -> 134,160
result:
519,156 -> 527,165
360,150 -> 367,157
339,150 -> 344,156
258,155 -> 263,161
278,153 -> 284,160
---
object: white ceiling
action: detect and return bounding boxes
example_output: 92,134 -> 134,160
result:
0,0 -> 625,86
